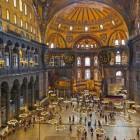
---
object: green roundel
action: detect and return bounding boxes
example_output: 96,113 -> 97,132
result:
98,49 -> 111,64
63,52 -> 75,65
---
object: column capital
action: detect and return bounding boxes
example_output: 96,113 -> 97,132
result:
8,45 -> 14,50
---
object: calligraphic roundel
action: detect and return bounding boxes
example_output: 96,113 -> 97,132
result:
98,50 -> 111,64
63,52 -> 75,65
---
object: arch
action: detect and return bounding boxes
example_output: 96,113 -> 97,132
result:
47,33 -> 66,48
1,81 -> 9,126
108,30 -> 128,46
34,75 -> 39,100
72,35 -> 102,49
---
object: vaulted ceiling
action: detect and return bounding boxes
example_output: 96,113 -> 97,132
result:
32,0 -> 135,42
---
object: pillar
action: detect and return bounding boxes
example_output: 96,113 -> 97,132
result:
27,49 -> 31,69
31,82 -> 35,108
24,82 -> 28,107
17,47 -> 21,72
15,88 -> 20,119
6,89 -> 10,122
9,45 -> 14,70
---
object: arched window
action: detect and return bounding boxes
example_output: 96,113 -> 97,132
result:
20,18 -> 23,27
25,22 -> 28,30
85,57 -> 90,66
14,15 -> 17,24
77,69 -> 81,81
115,51 -> 121,64
6,10 -> 10,20
94,56 -> 98,66
116,71 -> 124,85
14,0 -> 17,7
0,21 -> 2,31
85,69 -> 90,80
30,26 -> 32,32
24,3 -> 27,15
19,0 -> 23,12
116,71 -> 122,76
115,39 -> 119,46
77,57 -> 81,66
94,69 -> 100,81
50,43 -> 54,48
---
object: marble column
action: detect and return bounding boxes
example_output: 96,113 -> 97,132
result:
24,82 -> 28,107
27,49 -> 31,69
6,89 -> 10,122
9,45 -> 14,70
31,82 -> 35,108
17,47 -> 21,72
16,88 -> 20,119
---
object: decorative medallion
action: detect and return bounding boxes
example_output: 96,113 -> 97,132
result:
44,50 -> 51,65
66,36 -> 73,43
63,52 -> 75,65
98,50 -> 111,64
100,34 -> 107,42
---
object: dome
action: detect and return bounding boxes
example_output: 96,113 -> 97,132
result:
48,1 -> 127,33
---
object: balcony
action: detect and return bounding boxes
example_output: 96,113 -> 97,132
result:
0,66 -> 43,77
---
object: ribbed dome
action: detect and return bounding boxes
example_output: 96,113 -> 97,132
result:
49,1 -> 125,33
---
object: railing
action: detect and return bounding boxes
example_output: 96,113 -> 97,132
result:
0,66 -> 43,76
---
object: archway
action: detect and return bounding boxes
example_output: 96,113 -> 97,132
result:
1,82 -> 10,126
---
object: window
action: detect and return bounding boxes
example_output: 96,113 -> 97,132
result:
6,10 -> 10,20
58,24 -> 61,28
30,13 -> 32,19
94,69 -> 98,81
116,71 -> 122,76
77,57 -> 81,66
85,57 -> 90,66
20,18 -> 23,27
100,24 -> 103,29
77,70 -> 81,80
30,26 -> 32,32
69,26 -> 73,31
94,56 -> 98,66
115,39 -> 119,46
112,20 -> 115,25
50,43 -> 54,48
122,40 -> 125,45
34,28 -> 36,34
19,0 -> 23,12
13,54 -> 18,67
85,26 -> 88,31
116,51 -> 121,64
14,0 -> 17,7
14,15 -> 17,24
26,34 -> 29,40
24,3 -> 27,15
25,22 -> 28,30
0,21 -> 2,31
85,69 -> 90,80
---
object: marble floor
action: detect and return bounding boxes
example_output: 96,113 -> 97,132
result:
1,104 -> 140,140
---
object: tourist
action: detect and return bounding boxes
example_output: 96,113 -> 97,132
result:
137,127 -> 139,137
69,124 -> 72,132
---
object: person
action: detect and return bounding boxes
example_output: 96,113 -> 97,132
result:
90,127 -> 93,136
137,127 -> 139,137
69,124 -> 72,132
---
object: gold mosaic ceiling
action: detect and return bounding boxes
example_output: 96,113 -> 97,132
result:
49,1 -> 127,33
